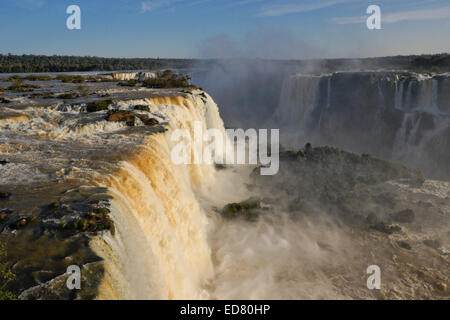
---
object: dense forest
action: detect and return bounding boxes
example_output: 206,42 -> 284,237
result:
0,54 -> 195,73
0,53 -> 449,74
280,53 -> 450,73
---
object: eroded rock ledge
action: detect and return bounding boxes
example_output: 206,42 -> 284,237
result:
0,74 -> 206,299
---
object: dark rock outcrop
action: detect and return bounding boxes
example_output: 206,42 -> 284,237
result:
86,99 -> 113,112
133,105 -> 150,112
106,110 -> 136,126
0,191 -> 11,200
106,110 -> 159,127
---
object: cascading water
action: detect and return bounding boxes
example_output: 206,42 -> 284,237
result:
270,71 -> 450,178
90,93 -> 228,299
272,74 -> 322,149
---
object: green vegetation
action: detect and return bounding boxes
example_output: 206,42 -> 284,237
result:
118,79 -> 139,87
29,91 -> 54,99
7,80 -> 40,92
24,74 -> 52,81
141,70 -> 197,89
7,74 -> 52,81
0,54 -> 194,73
58,92 -> 78,100
1,53 -> 449,74
70,208 -> 115,235
86,99 -> 113,112
222,198 -> 261,221
0,240 -> 16,300
253,144 -> 425,220
55,74 -> 85,83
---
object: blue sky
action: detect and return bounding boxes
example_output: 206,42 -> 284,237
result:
0,0 -> 449,59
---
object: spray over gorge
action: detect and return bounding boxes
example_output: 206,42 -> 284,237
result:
0,63 -> 448,300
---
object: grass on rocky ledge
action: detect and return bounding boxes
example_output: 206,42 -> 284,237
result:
0,240 -> 17,300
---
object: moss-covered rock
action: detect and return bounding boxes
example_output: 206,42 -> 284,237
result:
222,198 -> 262,221
71,209 -> 114,235
86,99 -> 113,112
133,105 -> 150,112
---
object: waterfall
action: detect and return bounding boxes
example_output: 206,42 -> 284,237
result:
405,80 -> 414,110
274,74 -> 321,129
90,92 -> 227,299
272,74 -> 321,148
395,78 -> 405,110
318,76 -> 332,132
271,71 -> 450,177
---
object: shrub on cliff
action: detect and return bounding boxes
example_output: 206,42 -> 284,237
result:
222,198 -> 262,221
141,70 -> 197,89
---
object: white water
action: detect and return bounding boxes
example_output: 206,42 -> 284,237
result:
87,91 -> 359,300
90,93 -> 229,299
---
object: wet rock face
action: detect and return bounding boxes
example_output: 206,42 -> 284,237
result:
19,262 -> 104,300
137,114 -> 159,126
107,110 -> 136,126
0,191 -> 112,299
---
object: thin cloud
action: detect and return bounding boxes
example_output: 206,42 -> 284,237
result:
140,0 -> 214,12
333,5 -> 450,24
231,0 -> 265,6
257,0 -> 354,17
141,0 -> 182,12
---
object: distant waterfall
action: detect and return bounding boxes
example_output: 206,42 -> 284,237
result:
272,71 -> 450,178
274,74 -> 321,129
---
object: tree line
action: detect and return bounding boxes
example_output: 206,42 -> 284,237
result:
0,54 -> 195,73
